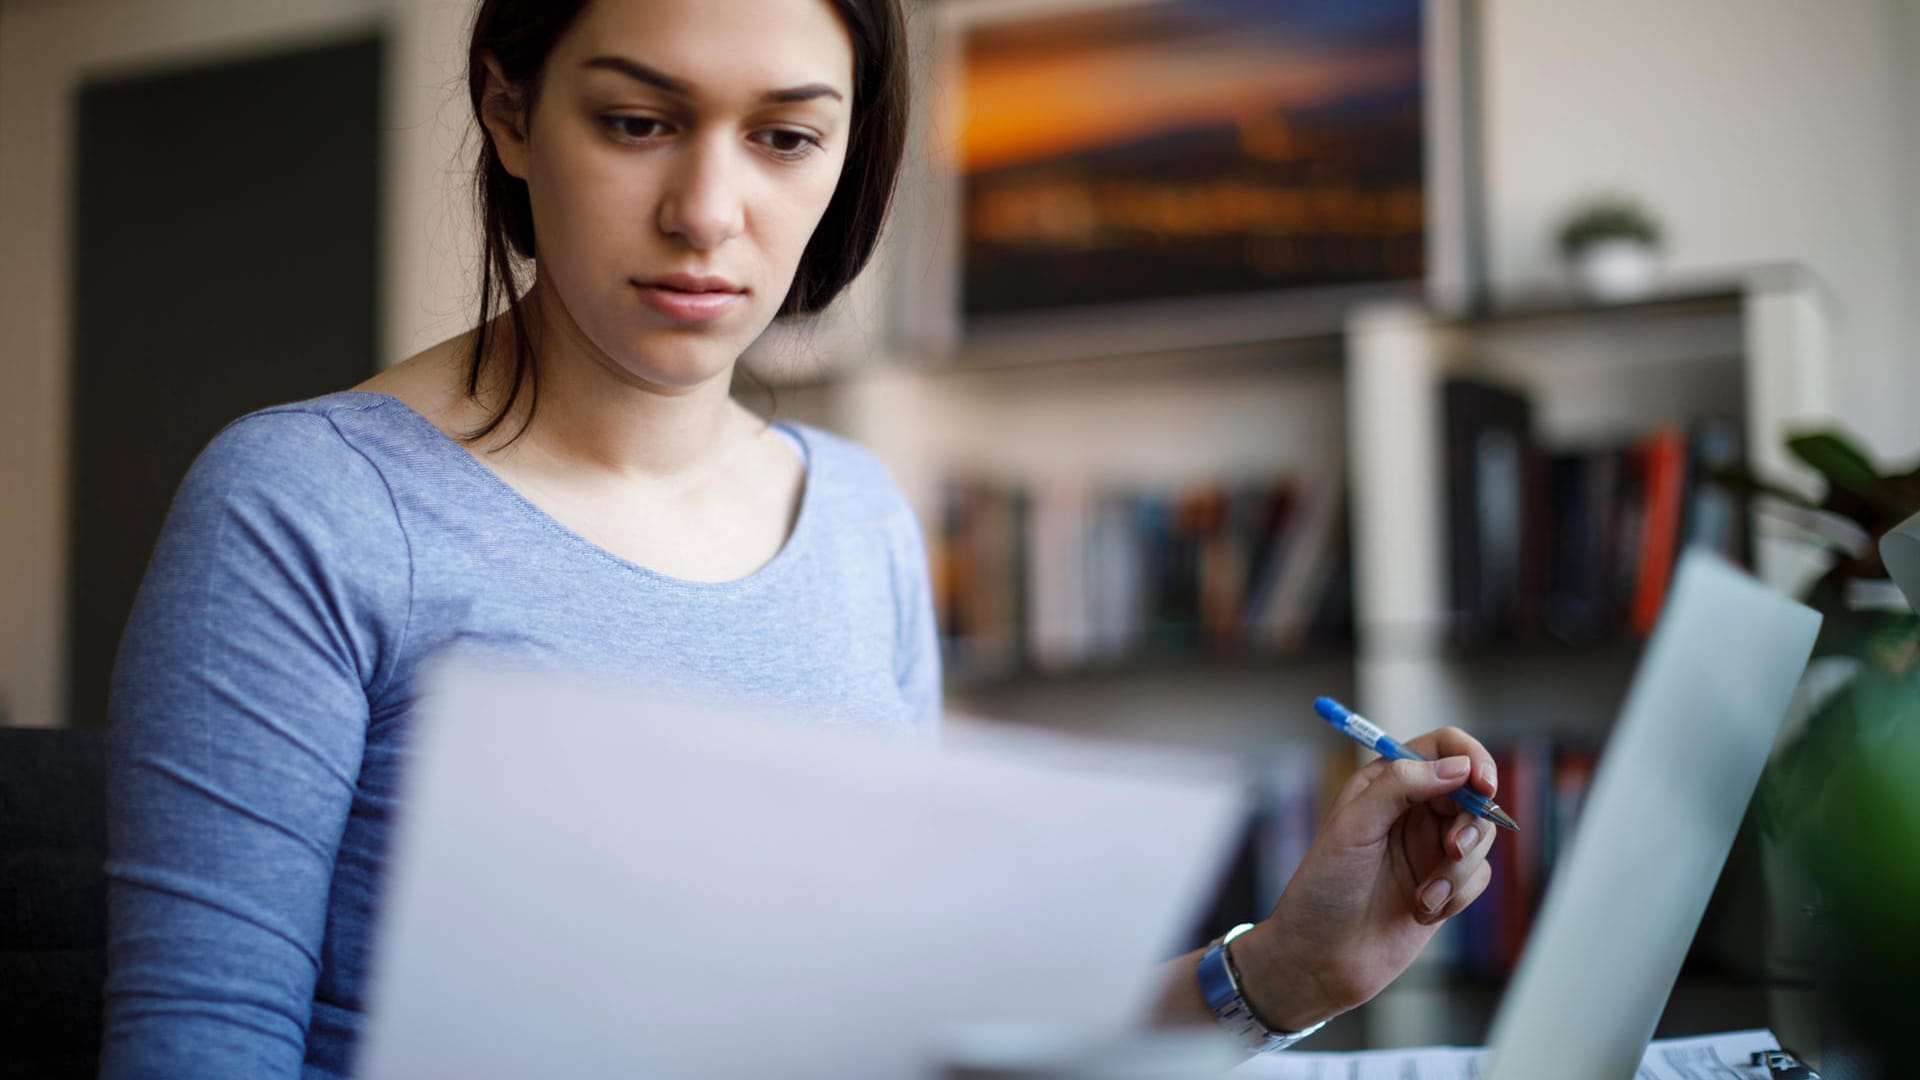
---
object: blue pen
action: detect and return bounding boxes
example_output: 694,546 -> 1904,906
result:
1313,696 -> 1519,831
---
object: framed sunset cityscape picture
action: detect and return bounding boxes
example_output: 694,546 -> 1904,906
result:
952,0 -> 1426,322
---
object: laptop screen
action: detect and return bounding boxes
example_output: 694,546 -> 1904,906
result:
1485,552 -> 1819,1080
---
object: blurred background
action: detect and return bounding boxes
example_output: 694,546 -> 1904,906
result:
2,0 -> 1915,1068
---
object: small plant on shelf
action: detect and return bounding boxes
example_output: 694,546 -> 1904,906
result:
1554,193 -> 1665,301
1555,194 -> 1663,256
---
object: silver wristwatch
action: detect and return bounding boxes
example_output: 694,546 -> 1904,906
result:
1195,922 -> 1327,1053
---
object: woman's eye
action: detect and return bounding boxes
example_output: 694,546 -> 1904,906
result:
755,129 -> 822,159
604,116 -> 670,142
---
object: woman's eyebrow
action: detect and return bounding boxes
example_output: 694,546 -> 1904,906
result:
582,55 -> 843,106
760,83 -> 843,106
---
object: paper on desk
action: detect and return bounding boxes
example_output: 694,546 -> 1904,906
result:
1230,1029 -> 1782,1080
358,657 -> 1250,1080
1633,1030 -> 1783,1079
1232,1043 -> 1487,1080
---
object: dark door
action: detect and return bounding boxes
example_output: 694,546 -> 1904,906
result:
66,35 -> 383,728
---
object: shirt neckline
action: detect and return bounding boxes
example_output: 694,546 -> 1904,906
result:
331,389 -> 818,593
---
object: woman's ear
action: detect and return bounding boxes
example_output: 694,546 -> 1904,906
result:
478,54 -> 531,181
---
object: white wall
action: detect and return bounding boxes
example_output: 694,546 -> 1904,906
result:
384,0 -> 488,364
1482,0 -> 1919,461
1898,0 -> 1920,452
0,0 -> 471,728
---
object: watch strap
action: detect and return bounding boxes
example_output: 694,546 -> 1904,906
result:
1195,922 -> 1327,1054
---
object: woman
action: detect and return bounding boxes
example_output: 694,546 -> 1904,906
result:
101,0 -> 1499,1074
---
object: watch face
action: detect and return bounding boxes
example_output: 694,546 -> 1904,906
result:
1197,941 -> 1239,1016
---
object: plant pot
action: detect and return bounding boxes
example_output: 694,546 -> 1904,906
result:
1756,655 -> 1859,980
1759,829 -> 1821,981
1568,239 -> 1661,301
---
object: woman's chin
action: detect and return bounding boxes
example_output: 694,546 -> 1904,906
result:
608,339 -> 747,393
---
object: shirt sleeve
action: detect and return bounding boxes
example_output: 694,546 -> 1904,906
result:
100,411 -> 409,1077
889,493 -> 944,734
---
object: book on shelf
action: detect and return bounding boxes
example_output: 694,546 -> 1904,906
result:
1444,737 -> 1601,981
1441,376 -> 1749,647
1025,476 -> 1090,670
1443,378 -> 1534,641
1250,472 -> 1346,653
933,481 -> 1022,675
931,472 -> 1350,682
1629,425 -> 1688,637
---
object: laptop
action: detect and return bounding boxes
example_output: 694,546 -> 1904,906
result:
1481,550 -> 1820,1079
355,654 -> 1250,1078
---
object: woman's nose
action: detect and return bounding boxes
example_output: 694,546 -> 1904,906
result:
656,135 -> 745,251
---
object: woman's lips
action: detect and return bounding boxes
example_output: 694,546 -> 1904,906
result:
634,282 -> 744,323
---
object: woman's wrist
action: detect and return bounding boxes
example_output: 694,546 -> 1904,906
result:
1225,920 -> 1342,1034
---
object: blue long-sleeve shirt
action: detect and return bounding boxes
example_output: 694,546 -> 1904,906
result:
101,391 -> 941,1077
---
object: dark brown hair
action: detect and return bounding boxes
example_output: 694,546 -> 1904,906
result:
462,0 -> 910,442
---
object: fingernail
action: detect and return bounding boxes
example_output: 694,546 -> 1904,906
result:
1422,878 -> 1452,913
1479,762 -> 1497,794
1435,756 -> 1469,780
1458,825 -> 1480,854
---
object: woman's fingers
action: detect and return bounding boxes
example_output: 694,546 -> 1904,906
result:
1328,755 -> 1392,816
1329,726 -> 1499,824
1421,860 -> 1494,924
1417,821 -> 1496,923
1335,756 -> 1475,842
1400,726 -> 1498,798
1446,813 -> 1496,862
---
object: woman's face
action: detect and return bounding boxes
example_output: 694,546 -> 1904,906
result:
486,0 -> 855,391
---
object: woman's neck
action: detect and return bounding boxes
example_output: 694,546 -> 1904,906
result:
471,280 -> 755,493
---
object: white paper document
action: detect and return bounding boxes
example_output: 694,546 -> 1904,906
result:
1231,1029 -> 1784,1080
358,657 -> 1249,1079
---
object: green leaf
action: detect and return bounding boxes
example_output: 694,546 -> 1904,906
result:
1789,430 -> 1878,482
1706,463 -> 1822,512
1789,432 -> 1908,518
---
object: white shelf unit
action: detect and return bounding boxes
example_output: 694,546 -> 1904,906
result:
753,266 -> 1831,753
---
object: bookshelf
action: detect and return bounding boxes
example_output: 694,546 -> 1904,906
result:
756,266 -> 1831,740
1346,269 -> 1834,749
749,258 -> 1831,1048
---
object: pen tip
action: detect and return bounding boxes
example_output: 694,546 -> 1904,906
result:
1489,806 -> 1519,831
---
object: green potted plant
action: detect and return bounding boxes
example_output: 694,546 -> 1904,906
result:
1555,193 -> 1665,301
1722,433 -> 1920,1022
1748,433 -> 1920,833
